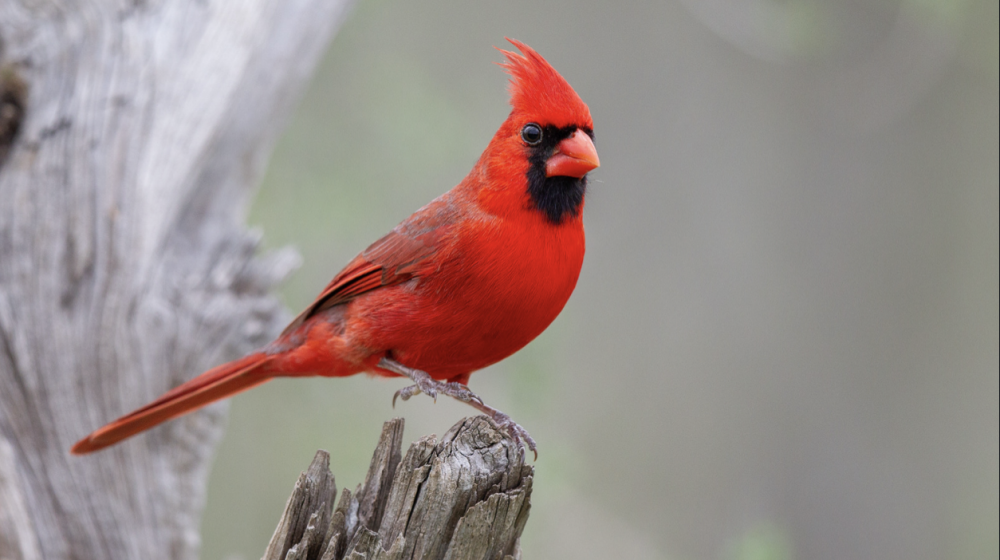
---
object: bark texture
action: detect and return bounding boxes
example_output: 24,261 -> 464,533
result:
264,417 -> 533,560
0,1 -> 354,558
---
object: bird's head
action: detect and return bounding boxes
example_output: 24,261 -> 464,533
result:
476,39 -> 599,225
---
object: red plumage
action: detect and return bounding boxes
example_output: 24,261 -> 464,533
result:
72,39 -> 599,455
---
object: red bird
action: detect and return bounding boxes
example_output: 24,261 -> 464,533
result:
72,39 -> 599,457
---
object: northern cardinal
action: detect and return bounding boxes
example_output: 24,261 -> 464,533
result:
72,39 -> 598,456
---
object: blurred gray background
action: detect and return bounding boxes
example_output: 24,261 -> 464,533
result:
199,1 -> 999,559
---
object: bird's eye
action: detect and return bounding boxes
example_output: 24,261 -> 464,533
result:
521,123 -> 543,146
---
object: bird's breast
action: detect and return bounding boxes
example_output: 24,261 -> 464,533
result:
356,214 -> 585,378
455,214 -> 585,330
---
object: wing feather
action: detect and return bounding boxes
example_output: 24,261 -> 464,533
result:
279,195 -> 459,336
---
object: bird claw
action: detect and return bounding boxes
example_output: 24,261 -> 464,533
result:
378,356 -> 536,460
490,411 -> 538,461
392,379 -> 483,408
381,357 -> 438,407
392,384 -> 426,407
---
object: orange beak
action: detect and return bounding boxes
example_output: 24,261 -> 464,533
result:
545,129 -> 600,178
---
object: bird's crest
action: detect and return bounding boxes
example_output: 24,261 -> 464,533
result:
498,38 -> 592,129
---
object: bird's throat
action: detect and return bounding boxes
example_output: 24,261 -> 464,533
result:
527,173 -> 586,225
525,124 -> 590,224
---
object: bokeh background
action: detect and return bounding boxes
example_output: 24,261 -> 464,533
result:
199,1 -> 998,559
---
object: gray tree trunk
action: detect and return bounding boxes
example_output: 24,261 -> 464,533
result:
264,417 -> 532,560
0,1 -> 355,558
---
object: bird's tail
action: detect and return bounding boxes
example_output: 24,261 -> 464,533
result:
71,352 -> 274,455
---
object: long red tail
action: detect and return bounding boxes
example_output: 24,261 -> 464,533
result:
71,352 -> 275,454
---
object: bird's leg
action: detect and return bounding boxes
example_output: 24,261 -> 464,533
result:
377,356 -> 537,459
378,357 -> 480,405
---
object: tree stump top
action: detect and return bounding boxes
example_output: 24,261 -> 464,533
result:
264,416 -> 533,560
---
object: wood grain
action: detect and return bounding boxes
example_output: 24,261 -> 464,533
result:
265,417 -> 533,560
0,1 -> 354,558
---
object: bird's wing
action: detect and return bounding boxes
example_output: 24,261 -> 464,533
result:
279,195 -> 460,337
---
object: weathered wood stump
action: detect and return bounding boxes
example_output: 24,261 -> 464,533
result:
263,417 -> 534,560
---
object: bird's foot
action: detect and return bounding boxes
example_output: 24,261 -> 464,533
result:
392,382 -> 428,406
378,356 -> 536,460
379,357 -> 483,407
393,380 -> 484,407
469,404 -> 537,461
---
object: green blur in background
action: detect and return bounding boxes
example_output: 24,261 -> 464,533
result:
200,1 -> 999,559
